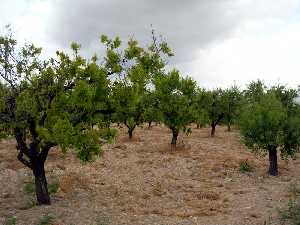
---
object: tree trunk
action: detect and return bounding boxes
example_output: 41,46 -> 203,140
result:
148,121 -> 152,129
268,147 -> 278,176
211,123 -> 216,137
227,123 -> 231,132
171,129 -> 178,149
128,128 -> 134,139
33,162 -> 50,205
196,124 -> 200,129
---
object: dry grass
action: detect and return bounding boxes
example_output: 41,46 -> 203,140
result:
0,125 -> 300,225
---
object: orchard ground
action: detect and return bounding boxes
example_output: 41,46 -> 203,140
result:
0,125 -> 299,225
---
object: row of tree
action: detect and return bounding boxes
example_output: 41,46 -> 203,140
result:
1,28 -> 300,205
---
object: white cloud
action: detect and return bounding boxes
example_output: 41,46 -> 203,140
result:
190,19 -> 300,89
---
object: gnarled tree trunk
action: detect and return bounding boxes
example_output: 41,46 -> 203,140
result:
128,127 -> 134,139
268,146 -> 278,176
15,127 -> 53,205
171,129 -> 179,149
32,161 -> 50,205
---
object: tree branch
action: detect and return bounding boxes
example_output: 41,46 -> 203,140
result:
39,142 -> 56,163
14,128 -> 31,158
17,151 -> 33,169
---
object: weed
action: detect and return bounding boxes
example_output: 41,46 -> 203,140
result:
48,179 -> 59,195
280,199 -> 300,225
289,182 -> 300,197
95,215 -> 110,225
4,216 -> 16,225
23,181 -> 35,194
23,179 -> 59,197
280,183 -> 300,225
239,159 -> 252,173
37,214 -> 55,225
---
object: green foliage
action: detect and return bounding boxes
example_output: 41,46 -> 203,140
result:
143,91 -> 162,126
222,85 -> 242,131
244,79 -> 266,103
239,159 -> 252,173
4,216 -> 16,225
48,179 -> 59,195
98,128 -> 118,143
191,88 -> 210,128
111,81 -> 144,138
202,89 -> 225,136
239,88 -> 300,175
24,181 -> 35,194
239,93 -> 286,152
239,91 -> 300,158
107,34 -> 172,138
154,69 -> 196,144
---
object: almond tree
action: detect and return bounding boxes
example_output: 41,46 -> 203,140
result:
239,91 -> 300,176
191,88 -> 209,129
155,70 -> 196,148
0,30 -> 110,204
105,33 -> 173,139
207,89 -> 224,137
222,85 -> 242,131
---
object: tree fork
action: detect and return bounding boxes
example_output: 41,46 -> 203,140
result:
171,129 -> 178,149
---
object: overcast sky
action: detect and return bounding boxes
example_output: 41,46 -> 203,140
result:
1,0 -> 300,88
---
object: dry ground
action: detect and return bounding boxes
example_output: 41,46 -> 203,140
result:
0,125 -> 300,225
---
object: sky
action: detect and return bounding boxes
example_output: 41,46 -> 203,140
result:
1,0 -> 300,89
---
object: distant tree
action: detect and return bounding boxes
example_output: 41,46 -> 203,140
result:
0,29 -> 110,204
111,80 -> 144,139
155,70 -> 196,148
270,84 -> 299,115
103,33 -> 173,139
191,88 -> 209,129
244,79 -> 266,103
143,91 -> 162,128
206,89 -> 224,137
239,92 -> 300,176
222,85 -> 242,131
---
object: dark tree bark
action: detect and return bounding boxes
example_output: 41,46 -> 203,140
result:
268,146 -> 278,176
171,129 -> 179,149
211,123 -> 216,137
125,120 -> 136,139
196,123 -> 200,129
15,125 -> 55,205
148,121 -> 152,129
32,161 -> 50,205
128,129 -> 133,139
128,127 -> 135,139
210,113 -> 224,137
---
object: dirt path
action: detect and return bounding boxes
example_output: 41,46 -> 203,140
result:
0,125 -> 299,225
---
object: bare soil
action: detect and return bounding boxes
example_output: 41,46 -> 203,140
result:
0,125 -> 299,225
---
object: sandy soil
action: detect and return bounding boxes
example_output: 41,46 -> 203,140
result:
0,125 -> 299,225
